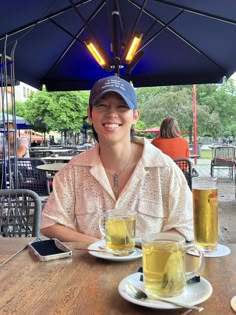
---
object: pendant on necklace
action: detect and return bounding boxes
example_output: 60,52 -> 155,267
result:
113,174 -> 119,189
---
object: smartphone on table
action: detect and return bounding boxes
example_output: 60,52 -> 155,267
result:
28,238 -> 72,261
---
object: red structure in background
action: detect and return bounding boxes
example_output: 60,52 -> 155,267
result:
135,127 -> 160,136
192,85 -> 198,165
20,130 -> 44,144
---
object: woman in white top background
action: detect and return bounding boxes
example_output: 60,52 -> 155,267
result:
0,122 -> 29,158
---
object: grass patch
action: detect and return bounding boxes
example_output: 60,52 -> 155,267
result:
200,150 -> 212,159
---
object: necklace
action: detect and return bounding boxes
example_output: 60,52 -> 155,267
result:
105,144 -> 133,190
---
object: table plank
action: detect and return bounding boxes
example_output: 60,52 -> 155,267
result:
0,237 -> 35,264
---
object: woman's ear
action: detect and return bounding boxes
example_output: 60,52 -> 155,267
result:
87,107 -> 93,122
132,109 -> 140,124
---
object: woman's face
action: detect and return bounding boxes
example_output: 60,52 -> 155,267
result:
87,92 -> 140,144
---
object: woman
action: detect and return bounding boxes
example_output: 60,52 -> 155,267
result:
40,77 -> 193,243
0,122 -> 29,158
151,116 -> 190,159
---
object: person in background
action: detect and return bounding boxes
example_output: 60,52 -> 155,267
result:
151,116 -> 190,159
40,76 -> 193,244
0,122 -> 29,158
30,140 -> 40,147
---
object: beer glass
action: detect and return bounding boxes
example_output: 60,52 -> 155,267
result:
99,209 -> 136,256
142,232 -> 204,298
192,177 -> 218,251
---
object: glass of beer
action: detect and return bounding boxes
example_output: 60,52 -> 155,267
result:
99,209 -> 136,256
192,177 -> 218,252
142,232 -> 204,298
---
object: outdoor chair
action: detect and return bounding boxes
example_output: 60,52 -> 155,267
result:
0,189 -> 41,237
10,158 -> 51,197
210,146 -> 235,180
173,158 -> 199,190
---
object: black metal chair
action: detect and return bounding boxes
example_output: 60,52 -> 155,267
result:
173,158 -> 199,190
0,189 -> 41,237
210,146 -> 235,180
10,158 -> 50,196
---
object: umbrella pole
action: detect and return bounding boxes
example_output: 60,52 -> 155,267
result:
192,85 -> 198,165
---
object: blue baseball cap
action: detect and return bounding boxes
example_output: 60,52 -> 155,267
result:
89,76 -> 137,109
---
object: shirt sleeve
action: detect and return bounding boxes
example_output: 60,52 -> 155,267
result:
40,166 -> 77,231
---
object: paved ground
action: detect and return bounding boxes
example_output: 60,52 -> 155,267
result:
192,159 -> 236,243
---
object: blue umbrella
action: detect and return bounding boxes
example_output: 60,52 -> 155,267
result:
0,1 -> 236,90
0,113 -> 31,130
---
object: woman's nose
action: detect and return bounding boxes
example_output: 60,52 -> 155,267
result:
105,106 -> 119,115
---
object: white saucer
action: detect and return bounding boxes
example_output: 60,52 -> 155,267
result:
88,240 -> 142,262
187,244 -> 231,257
118,272 -> 213,309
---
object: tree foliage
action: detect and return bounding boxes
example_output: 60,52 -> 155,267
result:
196,79 -> 236,132
16,88 -> 89,133
136,79 -> 236,139
16,79 -> 236,140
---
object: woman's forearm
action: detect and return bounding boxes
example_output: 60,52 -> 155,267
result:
40,224 -> 100,244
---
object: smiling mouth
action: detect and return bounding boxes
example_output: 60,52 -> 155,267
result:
103,123 -> 121,128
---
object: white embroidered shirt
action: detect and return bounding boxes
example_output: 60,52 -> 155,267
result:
41,138 -> 193,241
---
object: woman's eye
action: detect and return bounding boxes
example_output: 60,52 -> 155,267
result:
95,104 -> 106,109
118,105 -> 129,110
94,103 -> 129,111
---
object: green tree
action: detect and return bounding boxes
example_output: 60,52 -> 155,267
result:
16,88 -> 89,133
140,88 -> 193,130
197,79 -> 236,133
138,87 -> 222,139
16,79 -> 236,140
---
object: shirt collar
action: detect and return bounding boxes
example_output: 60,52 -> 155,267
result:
71,137 -> 171,168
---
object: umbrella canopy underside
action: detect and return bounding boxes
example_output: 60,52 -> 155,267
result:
0,0 -> 236,91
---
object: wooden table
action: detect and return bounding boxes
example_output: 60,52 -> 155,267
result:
36,163 -> 67,172
0,238 -> 235,315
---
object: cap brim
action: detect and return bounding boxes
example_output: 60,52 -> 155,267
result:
91,89 -> 135,109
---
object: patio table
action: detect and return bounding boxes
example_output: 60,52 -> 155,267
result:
0,238 -> 235,314
36,162 -> 67,172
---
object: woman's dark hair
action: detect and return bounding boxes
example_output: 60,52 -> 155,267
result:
91,124 -> 99,142
160,116 -> 180,138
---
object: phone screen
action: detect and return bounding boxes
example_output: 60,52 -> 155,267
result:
30,240 -> 66,256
